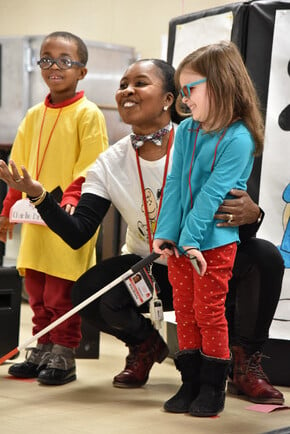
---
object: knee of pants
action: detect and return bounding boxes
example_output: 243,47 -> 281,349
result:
98,285 -> 133,324
195,302 -> 226,329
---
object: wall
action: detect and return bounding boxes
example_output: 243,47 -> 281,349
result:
0,0 -> 245,58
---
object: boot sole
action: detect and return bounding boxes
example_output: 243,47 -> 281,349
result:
227,381 -> 285,405
163,404 -> 189,413
8,373 -> 38,379
37,375 -> 77,386
189,408 -> 224,417
113,381 -> 147,389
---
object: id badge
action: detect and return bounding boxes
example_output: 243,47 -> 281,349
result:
125,267 -> 158,306
149,298 -> 164,321
9,198 -> 46,226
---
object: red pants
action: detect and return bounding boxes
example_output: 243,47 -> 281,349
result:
168,243 -> 237,359
25,269 -> 81,348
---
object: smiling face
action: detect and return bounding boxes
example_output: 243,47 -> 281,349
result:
39,36 -> 87,104
115,60 -> 173,135
179,68 -> 209,127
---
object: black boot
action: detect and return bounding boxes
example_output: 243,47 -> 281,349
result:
37,344 -> 76,386
8,343 -> 53,378
164,349 -> 201,413
189,352 -> 231,417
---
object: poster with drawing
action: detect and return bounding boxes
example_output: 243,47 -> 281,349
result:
171,11 -> 233,68
258,10 -> 290,340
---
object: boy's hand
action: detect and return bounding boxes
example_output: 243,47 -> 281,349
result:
0,216 -> 15,242
63,204 -> 76,215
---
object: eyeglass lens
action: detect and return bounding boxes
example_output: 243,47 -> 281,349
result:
38,57 -> 81,70
180,78 -> 207,98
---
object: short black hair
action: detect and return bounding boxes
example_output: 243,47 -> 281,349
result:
41,31 -> 88,65
134,58 -> 182,124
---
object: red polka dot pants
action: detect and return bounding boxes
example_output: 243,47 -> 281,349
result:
168,243 -> 237,359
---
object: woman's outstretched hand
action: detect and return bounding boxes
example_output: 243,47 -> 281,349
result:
0,160 -> 43,198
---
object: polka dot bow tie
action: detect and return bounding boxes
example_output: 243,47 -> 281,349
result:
130,122 -> 172,149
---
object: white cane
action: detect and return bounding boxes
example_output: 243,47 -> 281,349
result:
0,246 -> 168,365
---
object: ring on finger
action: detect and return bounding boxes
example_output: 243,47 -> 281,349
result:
227,214 -> 234,223
14,178 -> 22,183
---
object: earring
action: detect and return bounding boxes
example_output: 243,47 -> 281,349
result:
163,106 -> 168,111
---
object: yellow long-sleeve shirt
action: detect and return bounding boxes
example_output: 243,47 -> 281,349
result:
9,92 -> 108,280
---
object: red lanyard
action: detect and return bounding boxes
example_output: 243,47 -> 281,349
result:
188,125 -> 227,208
136,128 -> 174,252
35,106 -> 62,180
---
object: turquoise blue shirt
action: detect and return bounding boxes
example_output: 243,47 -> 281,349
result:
154,118 -> 255,251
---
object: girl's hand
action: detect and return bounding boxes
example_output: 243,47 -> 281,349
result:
153,239 -> 177,259
183,246 -> 207,276
0,160 -> 43,197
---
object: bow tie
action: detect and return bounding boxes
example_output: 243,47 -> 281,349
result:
130,122 -> 172,149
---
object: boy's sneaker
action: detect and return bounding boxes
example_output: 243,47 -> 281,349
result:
8,343 -> 53,378
37,344 -> 76,386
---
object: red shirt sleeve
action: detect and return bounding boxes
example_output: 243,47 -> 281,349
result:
1,188 -> 22,217
60,176 -> 85,208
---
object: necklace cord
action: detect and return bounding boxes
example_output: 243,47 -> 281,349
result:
136,128 -> 174,252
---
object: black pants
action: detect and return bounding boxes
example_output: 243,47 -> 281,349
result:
226,238 -> 284,354
71,238 -> 284,352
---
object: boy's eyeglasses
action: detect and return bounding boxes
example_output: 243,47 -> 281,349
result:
179,78 -> 207,98
37,57 -> 85,70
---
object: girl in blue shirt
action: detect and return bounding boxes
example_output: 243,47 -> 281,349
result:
153,41 -> 264,417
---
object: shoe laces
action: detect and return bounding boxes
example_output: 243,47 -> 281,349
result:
46,352 -> 75,370
46,353 -> 69,370
25,347 -> 43,364
126,345 -> 141,365
245,351 -> 270,380
39,351 -> 53,367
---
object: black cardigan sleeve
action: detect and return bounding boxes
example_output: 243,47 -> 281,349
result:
36,192 -> 111,249
238,208 -> 265,243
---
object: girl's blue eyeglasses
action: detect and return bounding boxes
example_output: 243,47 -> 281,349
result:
179,78 -> 207,98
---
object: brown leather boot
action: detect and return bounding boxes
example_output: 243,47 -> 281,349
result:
113,329 -> 169,388
227,345 -> 284,404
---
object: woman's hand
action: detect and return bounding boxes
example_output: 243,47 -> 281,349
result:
183,246 -> 207,276
214,189 -> 260,227
0,160 -> 43,198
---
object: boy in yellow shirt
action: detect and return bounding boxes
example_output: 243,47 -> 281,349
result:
0,31 -> 108,385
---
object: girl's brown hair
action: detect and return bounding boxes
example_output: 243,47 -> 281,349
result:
175,41 -> 264,155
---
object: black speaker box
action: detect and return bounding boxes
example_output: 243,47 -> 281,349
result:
75,319 -> 100,359
0,267 -> 22,358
